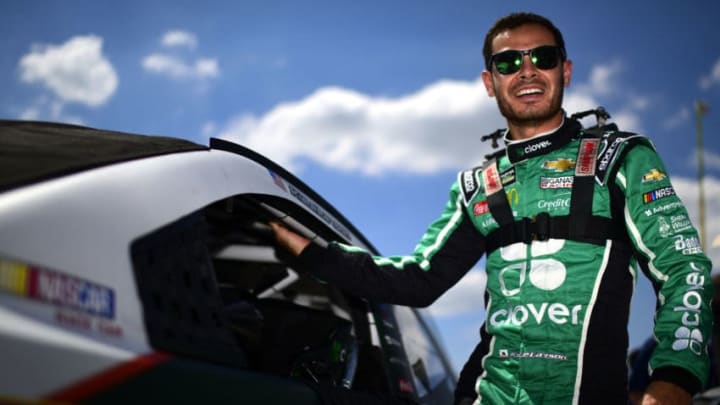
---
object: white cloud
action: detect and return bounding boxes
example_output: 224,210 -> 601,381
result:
142,54 -> 218,79
142,30 -> 219,81
195,59 -> 219,77
684,149 -> 720,173
700,58 -> 720,90
217,79 -> 504,175
662,106 -> 691,130
161,30 -> 197,49
18,35 -> 118,107
706,150 -> 720,171
201,121 -> 217,138
671,175 -> 720,271
609,111 -> 643,134
427,269 -> 486,317
588,60 -> 623,96
213,60 -> 647,175
565,60 -> 647,132
18,96 -> 84,125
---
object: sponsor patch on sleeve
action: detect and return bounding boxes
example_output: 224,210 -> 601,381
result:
473,200 -> 489,216
643,186 -> 676,204
673,236 -> 703,255
460,168 -> 481,205
642,169 -> 667,183
482,161 -> 503,196
657,215 -> 694,237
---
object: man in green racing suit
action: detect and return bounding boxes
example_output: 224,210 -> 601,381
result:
272,12 -> 713,405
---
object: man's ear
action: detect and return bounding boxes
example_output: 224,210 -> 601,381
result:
563,59 -> 573,88
482,70 -> 496,97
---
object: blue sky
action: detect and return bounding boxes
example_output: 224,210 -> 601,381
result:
3,0 -> 720,374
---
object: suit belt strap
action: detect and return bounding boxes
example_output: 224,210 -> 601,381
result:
484,214 -> 627,253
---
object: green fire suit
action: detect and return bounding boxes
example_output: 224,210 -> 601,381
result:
297,117 -> 714,404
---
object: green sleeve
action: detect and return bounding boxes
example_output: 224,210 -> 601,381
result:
616,143 -> 714,392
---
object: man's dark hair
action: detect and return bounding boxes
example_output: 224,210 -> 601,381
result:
483,12 -> 567,70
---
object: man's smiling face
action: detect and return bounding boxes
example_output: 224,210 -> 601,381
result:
482,23 -> 573,137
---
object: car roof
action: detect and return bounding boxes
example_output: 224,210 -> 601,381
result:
0,119 -> 377,253
0,120 -> 207,193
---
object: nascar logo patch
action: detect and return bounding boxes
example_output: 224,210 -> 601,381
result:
643,187 -> 676,204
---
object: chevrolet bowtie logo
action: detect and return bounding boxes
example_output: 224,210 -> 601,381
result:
642,169 -> 667,182
542,158 -> 576,172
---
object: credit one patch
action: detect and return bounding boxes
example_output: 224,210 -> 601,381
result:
0,259 -> 115,319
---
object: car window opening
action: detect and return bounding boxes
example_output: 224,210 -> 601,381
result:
130,194 -> 392,395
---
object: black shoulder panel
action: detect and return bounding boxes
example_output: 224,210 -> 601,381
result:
458,166 -> 482,206
594,130 -> 650,185
0,120 -> 207,193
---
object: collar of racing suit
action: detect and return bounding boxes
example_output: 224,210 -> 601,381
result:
504,116 -> 582,164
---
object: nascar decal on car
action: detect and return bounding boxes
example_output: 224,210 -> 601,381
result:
642,169 -> 667,183
540,176 -> 574,189
643,186 -> 676,204
53,309 -> 124,337
542,158 -> 575,172
0,259 -> 115,319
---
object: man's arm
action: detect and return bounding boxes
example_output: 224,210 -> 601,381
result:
269,183 -> 486,307
618,144 -> 714,398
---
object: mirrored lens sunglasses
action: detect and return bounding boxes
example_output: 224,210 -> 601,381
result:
489,45 -> 565,75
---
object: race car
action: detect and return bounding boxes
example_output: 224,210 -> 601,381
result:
0,120 -> 456,404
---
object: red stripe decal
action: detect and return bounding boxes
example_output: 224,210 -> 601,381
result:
46,352 -> 172,402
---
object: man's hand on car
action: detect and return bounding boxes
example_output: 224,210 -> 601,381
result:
270,221 -> 311,257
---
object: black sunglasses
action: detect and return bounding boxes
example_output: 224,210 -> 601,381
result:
488,45 -> 566,75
